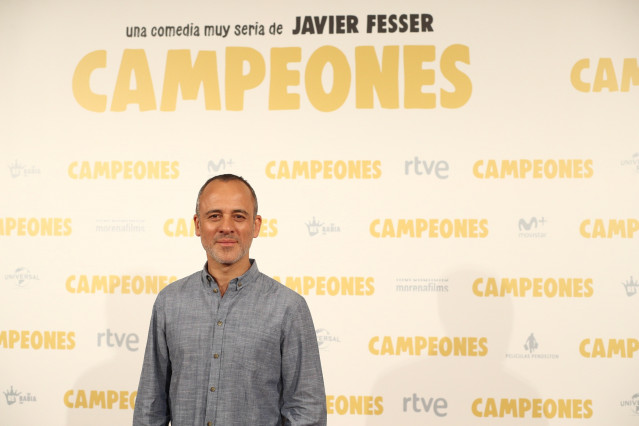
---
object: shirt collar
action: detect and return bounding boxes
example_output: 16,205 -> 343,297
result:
201,259 -> 260,292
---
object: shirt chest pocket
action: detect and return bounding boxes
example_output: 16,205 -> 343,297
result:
225,321 -> 282,370
166,311 -> 215,363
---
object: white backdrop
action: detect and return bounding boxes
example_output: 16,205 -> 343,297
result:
1,0 -> 639,424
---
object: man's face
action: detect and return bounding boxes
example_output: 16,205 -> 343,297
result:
194,180 -> 261,268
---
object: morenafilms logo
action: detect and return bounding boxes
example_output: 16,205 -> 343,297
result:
395,277 -> 449,293
518,216 -> 548,238
306,217 -> 341,237
5,267 -> 40,288
95,219 -> 146,233
8,160 -> 41,178
4,386 -> 37,406
316,329 -> 341,350
505,332 -> 559,360
623,276 -> 639,297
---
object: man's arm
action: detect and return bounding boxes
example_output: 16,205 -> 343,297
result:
132,300 -> 172,426
280,298 -> 327,426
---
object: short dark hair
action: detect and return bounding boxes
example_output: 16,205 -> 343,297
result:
195,174 -> 258,217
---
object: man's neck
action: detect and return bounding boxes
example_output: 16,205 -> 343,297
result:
207,257 -> 251,297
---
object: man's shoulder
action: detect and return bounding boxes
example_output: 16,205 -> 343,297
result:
255,272 -> 306,305
156,270 -> 201,300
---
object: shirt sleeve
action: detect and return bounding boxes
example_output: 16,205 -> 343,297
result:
280,298 -> 327,426
132,298 -> 172,426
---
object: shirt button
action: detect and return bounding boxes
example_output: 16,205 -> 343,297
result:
213,288 -> 219,293
238,282 -> 242,287
214,353 -> 219,359
207,276 -> 212,282
208,422 -> 212,426
210,387 -> 216,392
217,321 -> 223,326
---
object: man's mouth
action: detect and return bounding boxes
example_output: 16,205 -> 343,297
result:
216,238 -> 238,245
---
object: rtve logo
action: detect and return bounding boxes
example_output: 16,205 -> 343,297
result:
403,394 -> 448,417
97,329 -> 139,352
404,156 -> 449,179
571,58 -> 639,92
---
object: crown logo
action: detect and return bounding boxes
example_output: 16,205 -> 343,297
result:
623,276 -> 639,297
4,386 -> 21,405
8,160 -> 23,178
305,217 -> 324,237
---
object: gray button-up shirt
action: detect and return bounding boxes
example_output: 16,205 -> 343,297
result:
133,260 -> 327,426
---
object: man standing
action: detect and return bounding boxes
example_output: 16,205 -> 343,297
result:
133,174 -> 326,426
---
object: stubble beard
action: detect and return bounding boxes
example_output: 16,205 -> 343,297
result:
208,243 -> 246,266
204,231 -> 251,266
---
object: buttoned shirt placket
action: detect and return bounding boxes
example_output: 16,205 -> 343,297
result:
203,272 -> 242,426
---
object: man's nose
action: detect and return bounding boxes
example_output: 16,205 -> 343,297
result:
218,216 -> 234,232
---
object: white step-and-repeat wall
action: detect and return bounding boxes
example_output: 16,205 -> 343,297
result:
2,0 -> 638,424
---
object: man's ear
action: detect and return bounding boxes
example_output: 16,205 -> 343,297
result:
253,215 -> 262,237
193,214 -> 201,237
